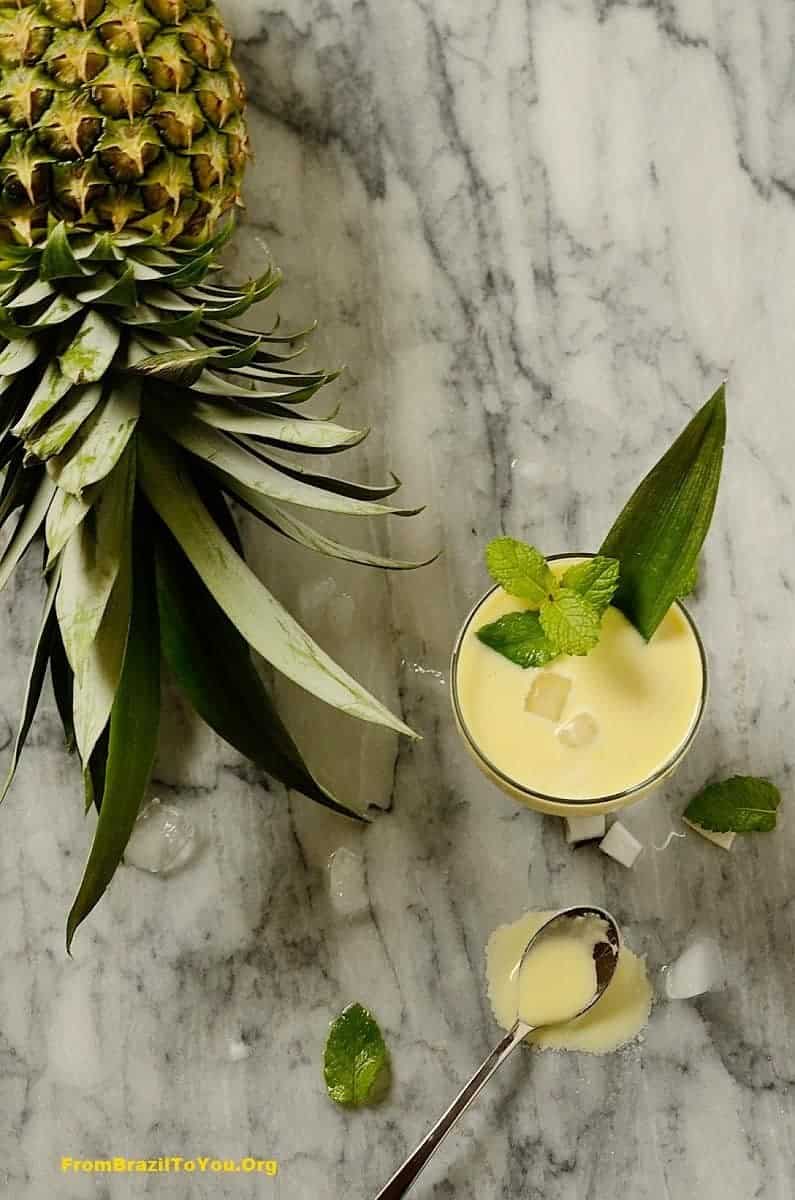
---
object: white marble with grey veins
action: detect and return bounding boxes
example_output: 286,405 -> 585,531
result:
2,1 -> 794,1197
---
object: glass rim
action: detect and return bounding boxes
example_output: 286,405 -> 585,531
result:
450,553 -> 710,809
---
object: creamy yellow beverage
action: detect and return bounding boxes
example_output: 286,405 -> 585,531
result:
488,911 -> 652,1054
454,557 -> 705,804
513,928 -> 597,1026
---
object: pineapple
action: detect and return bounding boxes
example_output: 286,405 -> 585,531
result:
0,0 -> 422,949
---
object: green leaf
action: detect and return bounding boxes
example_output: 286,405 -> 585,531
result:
539,589 -> 601,656
67,518 -> 161,952
60,311 -> 121,384
23,382 -> 104,461
1,566 -> 59,804
137,428 -> 415,738
678,560 -> 699,598
155,518 -> 362,821
0,474 -> 56,591
50,377 -> 140,496
23,293 -> 82,329
56,447 -> 134,671
600,386 -> 726,640
45,486 -> 92,568
7,278 -> 55,308
49,627 -> 75,754
0,337 -> 37,376
70,455 -> 135,764
157,412 -> 416,517
193,401 -> 368,451
683,776 -> 781,834
75,265 -> 138,308
83,727 -> 108,816
40,221 -> 86,280
125,345 -> 214,385
475,610 -> 558,668
224,481 -> 433,570
324,1003 -> 390,1108
561,556 -> 620,617
12,361 -> 74,439
485,538 -> 557,607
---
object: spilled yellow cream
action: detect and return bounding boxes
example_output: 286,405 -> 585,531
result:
487,911 -> 652,1054
455,559 -> 704,801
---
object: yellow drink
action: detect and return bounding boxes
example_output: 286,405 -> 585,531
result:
452,556 -> 706,815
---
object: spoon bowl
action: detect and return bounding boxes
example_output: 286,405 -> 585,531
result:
514,904 -> 621,1029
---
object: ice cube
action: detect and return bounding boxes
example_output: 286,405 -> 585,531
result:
599,821 -> 643,868
327,847 -> 369,918
665,938 -> 724,1000
557,712 -> 599,749
124,799 -> 197,875
228,1038 -> 251,1062
525,673 -> 571,722
564,814 -> 606,845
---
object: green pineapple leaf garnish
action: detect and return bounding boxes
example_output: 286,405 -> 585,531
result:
683,776 -> 781,834
324,1003 -> 391,1108
476,539 -> 619,666
601,385 -> 725,639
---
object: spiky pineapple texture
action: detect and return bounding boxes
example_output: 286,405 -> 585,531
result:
0,0 -> 249,243
0,0 -> 422,951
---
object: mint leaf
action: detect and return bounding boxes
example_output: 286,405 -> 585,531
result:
561,556 -> 620,617
600,385 -> 725,640
324,1003 -> 390,1107
539,589 -> 601,656
683,776 -> 781,833
485,538 -> 557,607
476,611 -> 558,668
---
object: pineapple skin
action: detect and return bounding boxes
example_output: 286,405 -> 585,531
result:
0,0 -> 251,243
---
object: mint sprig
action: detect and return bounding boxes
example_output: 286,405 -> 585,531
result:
560,557 -> 620,617
485,539 -> 557,606
476,540 -> 619,666
324,1003 -> 390,1107
683,776 -> 781,834
475,610 -> 557,668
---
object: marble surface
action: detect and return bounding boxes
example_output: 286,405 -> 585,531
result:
2,1 -> 795,1197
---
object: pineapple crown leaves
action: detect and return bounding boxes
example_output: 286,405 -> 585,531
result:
0,213 -> 432,951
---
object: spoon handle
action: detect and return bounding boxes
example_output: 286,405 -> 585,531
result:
373,1020 -> 531,1200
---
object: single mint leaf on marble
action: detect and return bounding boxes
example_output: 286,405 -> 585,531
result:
485,538 -> 557,608
539,588 -> 601,656
476,610 -> 558,669
683,776 -> 781,833
600,385 -> 726,640
561,556 -> 620,617
324,1003 -> 390,1108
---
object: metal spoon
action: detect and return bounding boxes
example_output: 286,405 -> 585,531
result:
373,905 -> 620,1200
